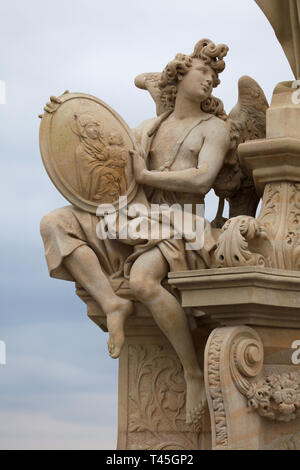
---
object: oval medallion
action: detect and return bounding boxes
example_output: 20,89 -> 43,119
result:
39,92 -> 138,213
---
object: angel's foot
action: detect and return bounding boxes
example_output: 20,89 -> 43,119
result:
185,373 -> 206,432
107,300 -> 133,359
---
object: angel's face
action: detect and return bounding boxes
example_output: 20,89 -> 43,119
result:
178,58 -> 214,104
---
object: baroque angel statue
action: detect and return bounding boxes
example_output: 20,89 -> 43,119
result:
40,38 -> 268,428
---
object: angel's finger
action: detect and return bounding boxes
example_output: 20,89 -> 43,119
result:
44,105 -> 54,113
44,103 -> 56,113
50,96 -> 62,104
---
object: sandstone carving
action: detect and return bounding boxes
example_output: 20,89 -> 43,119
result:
205,326 -> 264,450
42,38 -> 269,429
213,216 -> 272,268
39,92 -> 138,213
246,372 -> 300,422
205,330 -> 229,448
127,344 -> 202,450
39,3 -> 300,449
267,432 -> 300,450
136,69 -> 269,228
255,0 -> 300,78
258,182 -> 300,271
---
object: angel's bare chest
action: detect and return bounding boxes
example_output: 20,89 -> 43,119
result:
149,119 -> 205,171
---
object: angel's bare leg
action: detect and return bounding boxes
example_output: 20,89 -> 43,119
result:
129,247 -> 206,426
64,245 -> 133,358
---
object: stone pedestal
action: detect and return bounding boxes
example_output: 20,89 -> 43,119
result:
87,300 -> 213,450
169,267 -> 300,450
84,81 -> 300,451
86,268 -> 300,450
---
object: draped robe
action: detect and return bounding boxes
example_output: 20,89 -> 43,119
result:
255,0 -> 300,78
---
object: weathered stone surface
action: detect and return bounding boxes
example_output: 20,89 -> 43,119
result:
39,92 -> 138,213
255,0 -> 300,78
39,16 -> 300,448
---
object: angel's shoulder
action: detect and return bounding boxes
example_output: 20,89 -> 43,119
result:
208,115 -> 230,130
205,115 -> 231,142
133,117 -> 157,143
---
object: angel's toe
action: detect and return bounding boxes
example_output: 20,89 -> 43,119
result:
107,340 -> 115,355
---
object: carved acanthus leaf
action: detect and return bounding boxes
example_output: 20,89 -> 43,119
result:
213,216 -> 273,268
257,182 -> 300,270
127,344 -> 202,450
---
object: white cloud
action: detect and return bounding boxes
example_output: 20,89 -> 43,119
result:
0,411 -> 116,450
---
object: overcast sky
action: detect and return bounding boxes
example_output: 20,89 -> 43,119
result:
0,0 -> 293,450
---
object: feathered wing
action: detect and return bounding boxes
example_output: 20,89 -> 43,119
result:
213,76 -> 269,225
134,72 -> 170,116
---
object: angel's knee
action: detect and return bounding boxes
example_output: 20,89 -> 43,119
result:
129,274 -> 160,302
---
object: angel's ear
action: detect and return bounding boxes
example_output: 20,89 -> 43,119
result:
177,74 -> 183,82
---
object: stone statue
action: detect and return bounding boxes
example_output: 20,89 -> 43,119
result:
255,0 -> 300,78
39,39 -> 268,428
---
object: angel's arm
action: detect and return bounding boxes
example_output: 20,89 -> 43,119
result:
136,120 -> 231,195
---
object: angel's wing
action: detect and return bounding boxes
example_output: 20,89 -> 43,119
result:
213,76 -> 269,225
134,72 -> 171,116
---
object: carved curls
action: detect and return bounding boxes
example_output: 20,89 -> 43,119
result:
201,96 -> 227,121
191,39 -> 229,87
159,53 -> 193,88
158,39 -> 229,120
159,53 -> 193,109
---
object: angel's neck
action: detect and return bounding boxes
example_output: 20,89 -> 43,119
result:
172,94 -> 207,120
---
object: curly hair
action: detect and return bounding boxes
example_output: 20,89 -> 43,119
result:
159,39 -> 229,121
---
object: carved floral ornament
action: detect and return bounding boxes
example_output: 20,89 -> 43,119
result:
246,372 -> 300,422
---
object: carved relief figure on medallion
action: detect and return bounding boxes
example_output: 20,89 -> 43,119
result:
71,113 -> 128,204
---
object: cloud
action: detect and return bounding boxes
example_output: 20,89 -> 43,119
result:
0,411 -> 116,450
0,322 -> 118,447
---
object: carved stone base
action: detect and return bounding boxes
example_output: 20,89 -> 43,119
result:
170,268 -> 300,450
169,266 -> 300,328
86,270 -> 300,450
86,301 -> 212,450
205,326 -> 300,450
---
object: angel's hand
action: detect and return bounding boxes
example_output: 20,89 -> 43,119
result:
44,95 -> 62,113
197,162 -> 209,175
130,148 -> 148,184
39,91 -> 69,118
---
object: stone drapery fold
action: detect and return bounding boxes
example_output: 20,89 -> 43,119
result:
255,0 -> 300,78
